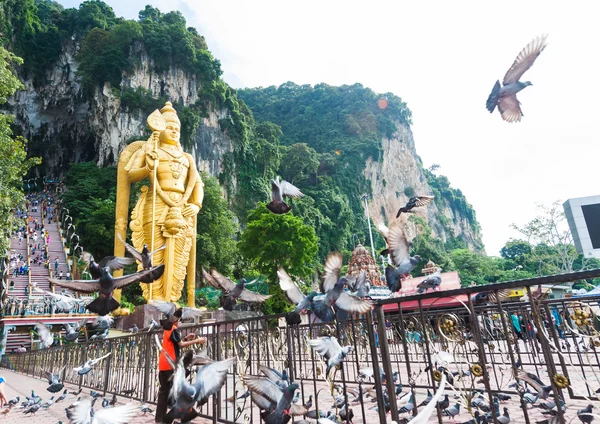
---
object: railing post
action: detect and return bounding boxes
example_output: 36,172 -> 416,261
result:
142,334 -> 151,403
375,305 -> 399,422
103,340 -> 113,396
365,309 -> 387,423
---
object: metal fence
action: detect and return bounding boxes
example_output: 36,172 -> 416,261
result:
2,269 -> 600,424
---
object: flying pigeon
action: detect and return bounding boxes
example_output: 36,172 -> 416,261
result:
34,322 -> 54,348
73,352 -> 112,376
266,176 -> 304,214
416,268 -> 442,294
81,251 -> 135,280
308,336 -> 353,377
351,270 -> 370,298
486,35 -> 548,122
312,253 -> 373,321
205,268 -> 271,305
92,315 -> 113,330
396,195 -> 434,218
243,376 -> 306,423
377,223 -> 421,292
49,265 -> 165,315
44,367 -> 66,393
259,365 -> 290,389
33,288 -> 79,312
67,397 -> 138,424
277,268 -> 323,324
63,319 -> 87,342
117,234 -> 165,271
147,300 -> 205,328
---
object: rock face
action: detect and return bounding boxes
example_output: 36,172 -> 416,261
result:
364,124 -> 483,252
10,40 -> 234,179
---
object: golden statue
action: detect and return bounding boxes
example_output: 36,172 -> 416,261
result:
113,102 -> 203,305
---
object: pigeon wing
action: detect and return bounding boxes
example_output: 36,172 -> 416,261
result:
43,370 -> 54,384
413,195 -> 434,208
34,323 -> 51,342
251,392 -> 274,409
180,307 -> 206,320
335,292 -> 373,314
194,357 -> 235,402
147,301 -> 177,318
238,288 -> 272,303
68,397 -> 93,424
201,268 -> 221,290
93,401 -> 140,424
387,224 -> 410,266
290,403 -> 309,416
280,180 -> 304,199
210,269 -> 238,292
243,376 -> 283,404
259,365 -> 284,383
497,94 -> 523,123
322,252 -> 343,293
503,34 -> 548,85
48,278 -> 101,293
117,234 -> 143,262
97,255 -> 136,271
278,268 -> 306,305
307,336 -> 341,361
112,265 -> 165,289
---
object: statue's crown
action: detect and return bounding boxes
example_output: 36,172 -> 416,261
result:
160,101 -> 180,126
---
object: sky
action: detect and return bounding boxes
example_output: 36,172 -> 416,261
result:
60,0 -> 600,256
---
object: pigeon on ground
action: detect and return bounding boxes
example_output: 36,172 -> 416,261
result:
486,34 -> 548,123
308,336 -> 353,377
34,322 -> 54,348
244,376 -> 307,423
109,394 -> 117,407
436,394 -> 450,411
497,407 -> 511,424
67,397 -> 138,424
205,269 -> 272,307
55,390 -> 68,403
396,195 -> 435,218
397,395 -> 414,414
90,391 -> 103,399
377,223 -> 421,292
442,402 -> 461,419
64,319 -> 87,342
81,251 -> 135,280
69,389 -> 82,396
266,176 -> 304,214
140,402 -> 153,414
117,234 -> 165,271
50,265 -> 164,315
416,268 -> 442,294
496,393 -> 512,402
577,404 -> 594,424
515,369 -> 552,399
7,396 -> 19,407
73,352 -> 112,376
41,396 -> 55,408
44,367 -> 66,393
418,390 -> 433,407
312,253 -> 373,321
22,404 -> 40,415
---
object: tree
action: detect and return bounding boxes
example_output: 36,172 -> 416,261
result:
500,240 -> 532,265
196,173 -> 238,276
511,201 -> 589,274
279,143 -> 319,184
238,204 -> 318,314
0,48 -> 41,254
408,215 -> 454,275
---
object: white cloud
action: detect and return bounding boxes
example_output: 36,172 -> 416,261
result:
60,0 -> 600,255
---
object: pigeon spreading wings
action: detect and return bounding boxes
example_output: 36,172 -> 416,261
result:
320,252 -> 373,314
243,376 -> 307,416
117,234 -> 165,270
148,300 -> 205,321
396,195 -> 435,217
322,252 -> 343,293
487,34 -> 548,123
49,266 -> 164,293
267,176 -> 304,215
210,269 -> 271,303
278,268 -> 308,308
192,355 -> 235,406
307,336 -> 346,362
67,397 -> 138,424
81,252 -> 135,279
34,323 -> 53,349
34,287 -> 79,311
385,223 -> 411,267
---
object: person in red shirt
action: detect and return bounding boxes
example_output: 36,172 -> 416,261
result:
155,309 -> 206,424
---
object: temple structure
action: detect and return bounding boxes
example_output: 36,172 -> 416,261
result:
346,243 -> 385,286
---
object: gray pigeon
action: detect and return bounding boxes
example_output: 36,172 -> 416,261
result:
416,268 -> 442,294
44,367 -> 66,393
267,176 -> 304,214
22,404 -> 40,415
418,390 -> 432,407
90,328 -> 109,340
55,390 -> 68,403
64,319 -> 87,342
50,265 -> 164,316
497,407 -> 511,424
486,34 -> 548,122
377,223 -> 421,292
352,271 -> 370,298
73,352 -> 111,376
312,253 -> 372,319
396,195 -> 434,218
67,397 -> 138,423
397,395 -> 414,414
308,336 -> 353,377
117,234 -> 166,271
128,324 -> 139,334
206,269 -> 272,305
147,300 -> 206,328
442,402 -> 461,419
577,404 -> 594,424
243,376 -> 306,424
41,396 -> 55,408
92,315 -> 114,330
277,268 -> 329,323
81,251 -> 135,280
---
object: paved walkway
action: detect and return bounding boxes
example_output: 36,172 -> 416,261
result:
0,369 -> 213,423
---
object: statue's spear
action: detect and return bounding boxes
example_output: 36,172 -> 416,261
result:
146,110 -> 167,302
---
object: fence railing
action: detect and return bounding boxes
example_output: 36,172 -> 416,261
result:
2,269 -> 600,423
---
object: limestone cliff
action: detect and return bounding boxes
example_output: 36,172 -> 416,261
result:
365,123 -> 483,252
10,40 -> 234,179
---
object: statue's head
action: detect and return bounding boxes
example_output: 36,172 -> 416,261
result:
159,102 -> 181,146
